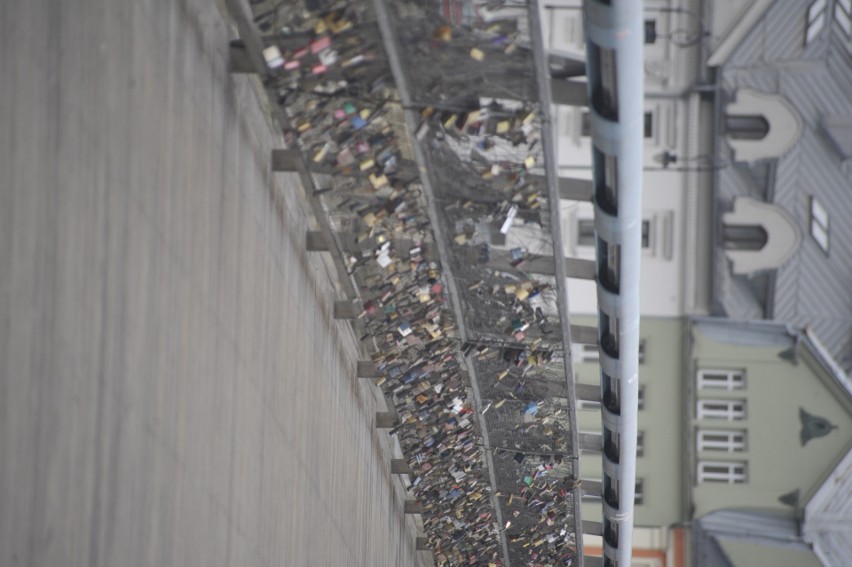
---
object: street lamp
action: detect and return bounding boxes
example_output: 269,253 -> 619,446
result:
652,151 -> 726,171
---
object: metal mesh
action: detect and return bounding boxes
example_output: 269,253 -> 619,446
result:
244,1 -> 578,564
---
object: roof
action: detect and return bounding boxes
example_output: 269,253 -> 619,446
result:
804,448 -> 852,567
706,0 -> 775,67
711,0 -> 852,373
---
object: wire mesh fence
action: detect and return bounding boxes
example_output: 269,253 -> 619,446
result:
242,0 -> 579,564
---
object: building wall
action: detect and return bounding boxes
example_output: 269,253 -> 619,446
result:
719,539 -> 823,567
574,318 -> 686,527
688,325 -> 852,519
546,0 -> 710,317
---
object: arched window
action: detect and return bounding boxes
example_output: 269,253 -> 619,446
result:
723,224 -> 769,251
725,89 -> 803,162
725,115 -> 770,141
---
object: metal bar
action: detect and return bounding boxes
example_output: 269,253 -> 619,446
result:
305,231 -> 330,252
570,324 -> 599,346
551,79 -> 590,106
579,432 -> 602,452
271,149 -> 301,172
356,361 -> 379,378
404,500 -> 424,515
560,177 -> 595,201
576,383 -> 602,402
565,257 -> 597,280
529,1 -> 586,563
375,412 -> 397,429
228,42 -> 255,73
333,301 -> 360,320
581,479 -> 603,497
390,459 -> 411,475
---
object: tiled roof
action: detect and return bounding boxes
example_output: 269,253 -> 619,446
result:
713,0 -> 852,372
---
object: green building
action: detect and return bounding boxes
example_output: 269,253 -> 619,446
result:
574,318 -> 852,567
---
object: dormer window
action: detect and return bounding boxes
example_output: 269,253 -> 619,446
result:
810,196 -> 830,253
725,115 -> 769,141
805,0 -> 828,45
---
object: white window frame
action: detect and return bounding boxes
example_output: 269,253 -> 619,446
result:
806,0 -> 828,45
697,400 -> 746,421
698,429 -> 747,452
697,369 -> 745,391
810,196 -> 830,253
698,461 -> 748,484
634,478 -> 645,505
573,342 -> 600,363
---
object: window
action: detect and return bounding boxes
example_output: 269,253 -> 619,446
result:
698,430 -> 747,452
634,478 -> 645,505
576,218 -> 596,246
723,224 -> 768,251
644,20 -> 657,44
698,461 -> 747,484
697,369 -> 745,391
837,0 -> 851,38
805,0 -> 828,45
810,196 -> 830,253
641,220 -> 651,249
581,111 -> 653,138
638,339 -> 646,364
637,431 -> 645,457
574,342 -> 600,362
725,115 -> 770,140
638,385 -> 645,410
697,400 -> 746,421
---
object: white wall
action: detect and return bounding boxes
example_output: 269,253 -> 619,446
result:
545,0 -> 702,317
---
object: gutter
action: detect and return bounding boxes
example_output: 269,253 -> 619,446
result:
706,0 -> 774,67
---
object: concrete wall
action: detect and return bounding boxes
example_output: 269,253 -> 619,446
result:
0,0 -> 423,566
574,318 -> 686,528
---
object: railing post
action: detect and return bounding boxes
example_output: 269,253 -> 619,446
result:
305,231 -> 329,252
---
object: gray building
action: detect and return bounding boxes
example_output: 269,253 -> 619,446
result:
709,0 -> 852,373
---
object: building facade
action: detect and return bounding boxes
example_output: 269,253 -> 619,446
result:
545,0 -> 852,565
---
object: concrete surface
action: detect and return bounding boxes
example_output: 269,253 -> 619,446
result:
0,0 -> 423,565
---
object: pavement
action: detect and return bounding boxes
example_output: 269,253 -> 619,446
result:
0,0 -> 424,565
